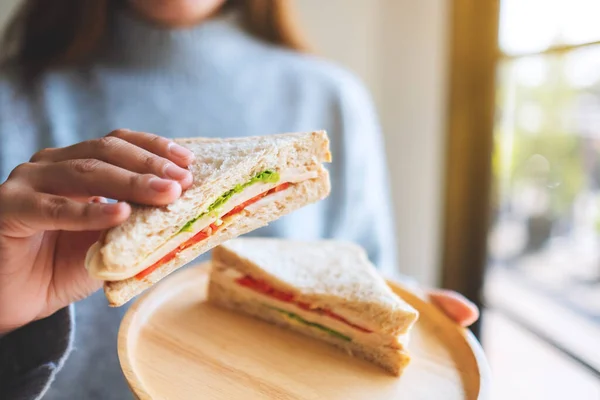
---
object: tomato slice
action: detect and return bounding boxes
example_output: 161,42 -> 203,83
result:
235,275 -> 372,333
135,229 -> 210,279
236,275 -> 295,302
135,251 -> 178,280
225,183 -> 289,219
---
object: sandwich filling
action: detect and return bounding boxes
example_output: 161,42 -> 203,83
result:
134,181 -> 290,280
215,268 -> 408,349
88,168 -> 319,281
236,275 -> 372,333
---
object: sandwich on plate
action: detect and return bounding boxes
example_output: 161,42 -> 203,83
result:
209,238 -> 419,376
86,131 -> 331,306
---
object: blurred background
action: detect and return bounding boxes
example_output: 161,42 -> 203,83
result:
298,2 -> 600,399
1,0 -> 599,399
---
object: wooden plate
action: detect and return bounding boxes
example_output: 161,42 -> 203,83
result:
118,263 -> 491,400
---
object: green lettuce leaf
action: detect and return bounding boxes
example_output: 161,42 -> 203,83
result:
179,170 -> 280,233
268,306 -> 352,342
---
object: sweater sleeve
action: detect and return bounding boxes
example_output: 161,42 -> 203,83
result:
325,74 -> 401,278
0,306 -> 75,400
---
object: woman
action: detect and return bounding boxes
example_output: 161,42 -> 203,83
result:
0,1 -> 478,398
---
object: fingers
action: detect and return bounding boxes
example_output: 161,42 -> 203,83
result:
20,159 -> 182,206
1,191 -> 131,235
29,135 -> 193,188
108,129 -> 195,167
3,130 -> 195,237
428,289 -> 480,327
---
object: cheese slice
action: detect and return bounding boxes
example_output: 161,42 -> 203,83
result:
86,169 -> 318,281
216,268 -> 410,349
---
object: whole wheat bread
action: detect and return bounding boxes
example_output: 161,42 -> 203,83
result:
99,131 -> 331,273
104,171 -> 330,306
208,278 -> 411,376
211,239 -> 419,335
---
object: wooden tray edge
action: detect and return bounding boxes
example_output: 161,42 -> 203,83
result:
385,281 -> 492,400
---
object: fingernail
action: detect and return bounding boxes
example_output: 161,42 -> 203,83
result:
168,142 -> 194,160
89,196 -> 108,204
164,164 -> 191,180
149,177 -> 174,192
103,203 -> 123,215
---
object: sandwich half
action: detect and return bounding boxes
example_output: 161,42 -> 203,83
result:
208,238 -> 419,376
86,131 -> 331,306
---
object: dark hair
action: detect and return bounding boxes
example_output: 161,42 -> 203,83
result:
0,0 -> 308,75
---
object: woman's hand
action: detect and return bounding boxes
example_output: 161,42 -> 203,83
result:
428,289 -> 480,327
0,129 -> 195,334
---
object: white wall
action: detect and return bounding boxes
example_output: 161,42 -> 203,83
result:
296,0 -> 449,286
293,0 -> 385,107
0,0 -> 450,286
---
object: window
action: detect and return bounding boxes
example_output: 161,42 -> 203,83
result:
443,0 -> 600,397
485,0 -> 600,391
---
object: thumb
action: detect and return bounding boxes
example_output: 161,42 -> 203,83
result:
428,289 -> 480,327
52,230 -> 104,304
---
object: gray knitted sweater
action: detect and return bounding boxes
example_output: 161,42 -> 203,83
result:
0,10 -> 396,400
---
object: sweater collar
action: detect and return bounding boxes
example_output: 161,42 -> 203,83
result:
99,7 -> 260,70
